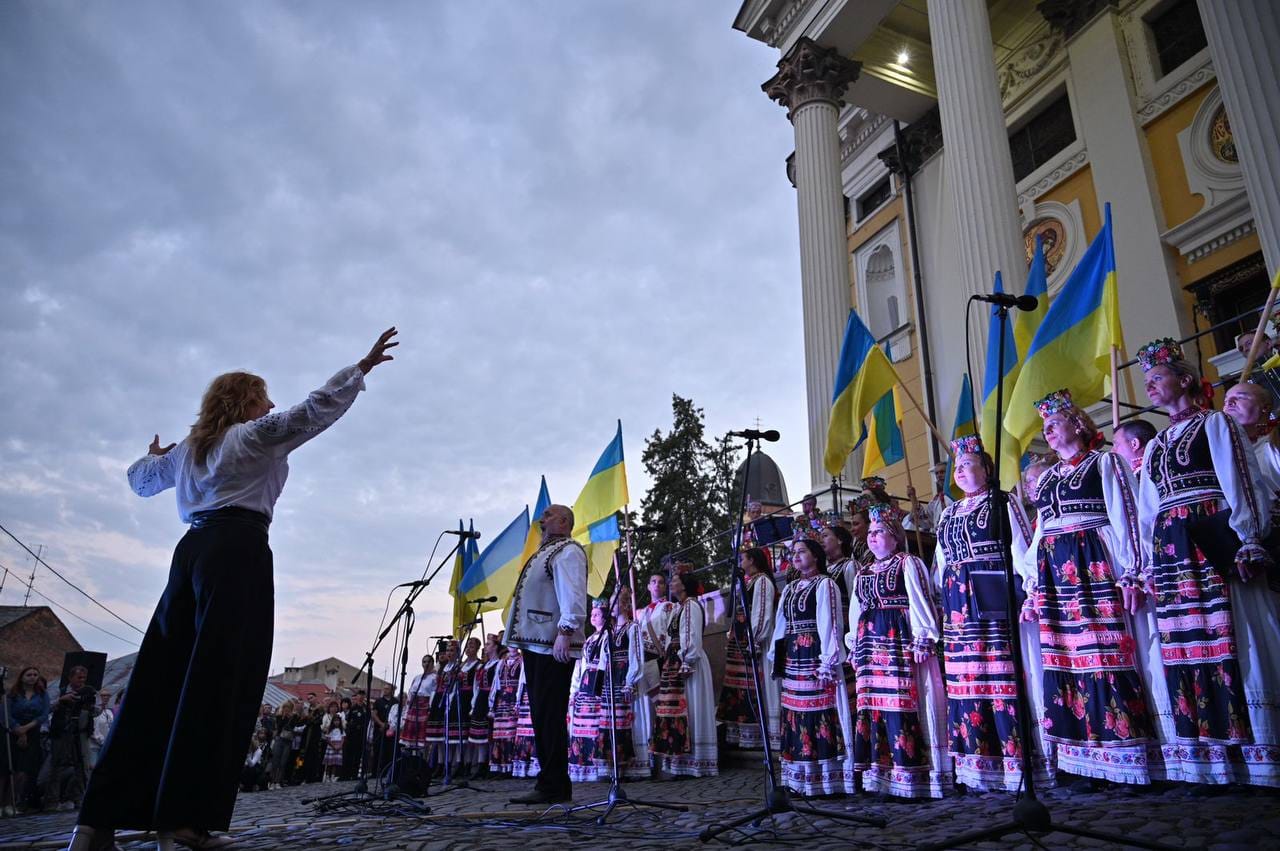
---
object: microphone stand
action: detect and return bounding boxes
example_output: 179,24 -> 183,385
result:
920,301 -> 1173,851
309,535 -> 464,815
700,434 -> 886,844
567,552 -> 688,825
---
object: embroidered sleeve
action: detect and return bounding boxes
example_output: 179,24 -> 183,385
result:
903,554 -> 942,653
1206,412 -> 1270,546
1101,450 -> 1147,585
680,601 -> 705,665
624,623 -> 644,688
553,542 -> 588,632
244,365 -> 366,454
750,575 -> 774,648
126,448 -> 178,497
815,576 -> 845,674
844,567 -> 861,654
1135,439 -> 1160,578
766,587 -> 788,674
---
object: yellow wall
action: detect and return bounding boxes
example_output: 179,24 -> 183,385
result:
847,195 -> 936,503
1143,79 -> 1264,379
1035,164 -> 1102,242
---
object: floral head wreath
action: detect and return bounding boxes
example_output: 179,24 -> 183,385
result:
860,475 -> 886,491
1136,337 -> 1184,372
591,596 -> 609,609
867,503 -> 902,525
950,434 -> 984,457
1034,388 -> 1074,419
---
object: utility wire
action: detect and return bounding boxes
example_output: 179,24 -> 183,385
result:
0,521 -> 146,635
0,561 -> 141,647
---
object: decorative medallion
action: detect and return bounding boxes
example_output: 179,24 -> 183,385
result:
1210,106 -> 1237,164
1023,217 -> 1068,278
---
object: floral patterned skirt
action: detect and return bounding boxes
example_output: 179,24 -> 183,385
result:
1036,526 -> 1155,784
778,628 -> 848,796
652,646 -> 690,759
1150,499 -> 1274,785
718,630 -> 764,747
398,694 -> 431,749
488,687 -> 519,773
942,558 -> 1049,792
852,607 -> 946,798
511,689 -> 540,778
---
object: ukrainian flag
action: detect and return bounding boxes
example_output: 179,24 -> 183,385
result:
861,386 -> 904,477
1005,203 -> 1124,451
980,272 -> 1025,489
572,422 -> 629,595
824,309 -> 901,477
459,509 -> 530,623
1014,235 -> 1050,360
519,476 -> 552,568
945,374 -> 977,498
449,519 -> 474,632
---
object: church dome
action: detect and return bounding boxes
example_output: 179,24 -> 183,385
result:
734,450 -> 789,508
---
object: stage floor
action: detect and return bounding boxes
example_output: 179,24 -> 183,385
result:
0,765 -> 1275,850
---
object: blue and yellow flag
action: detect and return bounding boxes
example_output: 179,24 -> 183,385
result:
980,272 -> 1025,489
572,422 -> 629,596
824,310 -> 901,477
945,374 -> 977,499
1006,203 -> 1124,450
861,387 -> 904,477
519,476 -> 552,568
1014,235 -> 1050,361
449,519 -> 474,632
459,511 -> 529,624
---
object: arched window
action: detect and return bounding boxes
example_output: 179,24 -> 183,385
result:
854,222 -> 910,361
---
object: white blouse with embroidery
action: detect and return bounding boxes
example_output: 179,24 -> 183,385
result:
126,365 -> 366,522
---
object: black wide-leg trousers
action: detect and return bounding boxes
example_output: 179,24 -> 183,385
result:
522,648 -> 574,796
80,511 -> 274,831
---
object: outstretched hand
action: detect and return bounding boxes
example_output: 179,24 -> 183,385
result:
358,327 -> 399,375
148,434 -> 176,456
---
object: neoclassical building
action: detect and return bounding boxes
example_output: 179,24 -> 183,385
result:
733,0 -> 1279,497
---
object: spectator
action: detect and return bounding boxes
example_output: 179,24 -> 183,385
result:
5,667 -> 49,816
46,666 -> 97,811
87,690 -> 114,771
341,692 -> 369,781
268,701 -> 297,789
240,730 -> 271,793
323,716 -> 344,782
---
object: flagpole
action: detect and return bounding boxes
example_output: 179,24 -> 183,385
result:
623,505 -> 637,619
1242,281 -> 1280,379
897,380 -> 954,457
1110,345 -> 1122,431
899,429 -> 927,559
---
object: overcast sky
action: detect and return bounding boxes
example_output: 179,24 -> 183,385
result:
0,0 -> 812,682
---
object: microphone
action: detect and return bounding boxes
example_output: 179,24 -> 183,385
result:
974,292 -> 1039,312
428,635 -> 454,640
394,580 -> 431,588
445,529 -> 482,540
633,524 -> 663,534
728,428 -> 780,442
468,596 -> 498,603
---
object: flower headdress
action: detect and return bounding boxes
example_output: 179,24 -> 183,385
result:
860,475 -> 887,492
1034,388 -> 1074,419
1136,338 -> 1183,372
950,434 -> 984,456
867,503 -> 901,525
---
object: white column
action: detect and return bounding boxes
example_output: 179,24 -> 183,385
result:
764,38 -> 861,492
1198,0 -> 1280,276
1066,9 -> 1188,347
927,0 -> 1028,355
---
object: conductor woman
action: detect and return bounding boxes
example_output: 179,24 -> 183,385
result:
67,328 -> 398,851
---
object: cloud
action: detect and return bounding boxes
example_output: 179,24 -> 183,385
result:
0,0 -> 812,675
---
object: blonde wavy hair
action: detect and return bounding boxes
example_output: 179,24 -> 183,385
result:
188,371 -> 268,465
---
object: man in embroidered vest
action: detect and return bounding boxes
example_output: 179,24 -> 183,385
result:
504,504 -> 587,804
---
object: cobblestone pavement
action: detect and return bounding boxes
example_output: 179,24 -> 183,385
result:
2,764 -> 1278,851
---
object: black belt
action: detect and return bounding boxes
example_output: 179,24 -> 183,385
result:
189,506 -> 271,532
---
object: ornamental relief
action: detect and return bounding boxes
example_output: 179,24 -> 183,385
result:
1023,217 -> 1068,280
1210,106 -> 1237,164
998,28 -> 1065,109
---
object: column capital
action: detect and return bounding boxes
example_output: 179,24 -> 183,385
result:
762,37 -> 861,119
878,106 -> 944,177
1037,0 -> 1118,40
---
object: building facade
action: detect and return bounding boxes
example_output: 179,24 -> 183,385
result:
734,0 -> 1279,497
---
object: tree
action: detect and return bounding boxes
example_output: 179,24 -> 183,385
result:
635,395 -> 740,591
